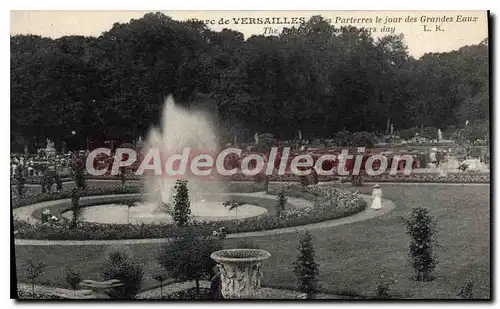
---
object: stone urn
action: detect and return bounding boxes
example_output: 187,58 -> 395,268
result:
211,249 -> 271,299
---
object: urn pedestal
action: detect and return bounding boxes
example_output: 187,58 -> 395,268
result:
210,249 -> 271,299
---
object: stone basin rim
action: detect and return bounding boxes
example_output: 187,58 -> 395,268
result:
211,249 -> 271,263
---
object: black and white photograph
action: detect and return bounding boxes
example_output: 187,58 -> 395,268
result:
9,10 -> 490,300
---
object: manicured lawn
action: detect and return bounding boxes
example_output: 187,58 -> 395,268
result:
14,184 -> 490,299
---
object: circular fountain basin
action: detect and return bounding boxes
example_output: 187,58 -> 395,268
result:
62,200 -> 268,224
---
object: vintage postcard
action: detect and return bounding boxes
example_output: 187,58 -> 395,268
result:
10,10 -> 490,300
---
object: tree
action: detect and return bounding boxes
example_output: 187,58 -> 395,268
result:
351,131 -> 377,148
65,267 -> 81,298
172,180 -> 191,227
157,227 -> 222,297
25,260 -> 45,295
70,188 -> 81,229
15,165 -> 26,197
293,231 -> 319,299
402,207 -> 438,281
253,133 -> 276,152
100,248 -> 144,299
72,157 -> 86,190
276,190 -> 287,217
54,174 -> 63,192
223,201 -> 241,218
10,13 -> 487,144
152,272 -> 169,299
124,200 -> 137,224
119,166 -> 127,185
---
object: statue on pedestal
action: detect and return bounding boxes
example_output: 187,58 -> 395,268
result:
254,133 -> 259,145
45,138 -> 57,156
136,136 -> 143,149
438,129 -> 443,142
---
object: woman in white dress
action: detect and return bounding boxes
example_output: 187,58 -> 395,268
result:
371,184 -> 382,210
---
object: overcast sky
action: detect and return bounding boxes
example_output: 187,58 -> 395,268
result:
10,10 -> 488,58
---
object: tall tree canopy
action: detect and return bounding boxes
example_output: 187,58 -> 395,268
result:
11,13 -> 489,151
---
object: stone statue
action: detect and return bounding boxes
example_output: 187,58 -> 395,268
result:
438,129 -> 443,141
210,265 -> 223,299
45,138 -> 56,156
254,133 -> 259,145
390,123 -> 394,135
46,138 -> 55,149
249,263 -> 262,289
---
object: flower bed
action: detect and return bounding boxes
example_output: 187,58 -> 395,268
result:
13,185 -> 365,241
164,287 -> 212,300
364,172 -> 490,184
229,171 -> 490,184
12,184 -> 143,209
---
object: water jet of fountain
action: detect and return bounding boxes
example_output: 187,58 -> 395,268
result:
140,95 -> 226,214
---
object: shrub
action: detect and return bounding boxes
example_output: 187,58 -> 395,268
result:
418,154 -> 428,168
457,281 -> 475,299
276,190 -> 287,217
402,207 -> 438,281
25,260 -> 45,295
351,131 -> 377,148
54,174 -> 63,192
65,267 -> 81,297
157,227 -> 222,297
421,126 -> 438,140
100,248 -> 144,299
293,230 -> 319,299
299,175 -> 309,188
334,130 -> 352,147
41,175 -> 50,194
374,274 -> 396,299
70,188 -> 81,228
164,287 -> 212,300
173,180 -> 191,227
15,165 -> 26,197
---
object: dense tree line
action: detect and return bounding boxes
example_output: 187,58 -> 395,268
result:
11,13 -> 489,151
